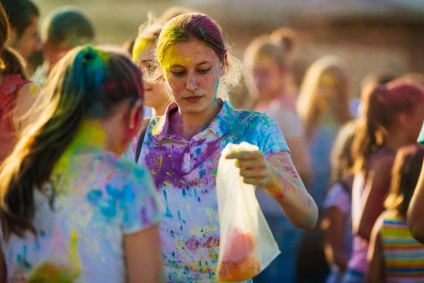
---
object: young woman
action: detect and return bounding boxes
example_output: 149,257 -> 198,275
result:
243,32 -> 311,283
126,13 -> 318,282
132,20 -> 171,117
0,45 -> 162,282
0,2 -> 39,163
297,55 -> 354,209
408,121 -> 424,243
0,0 -> 40,60
367,145 -> 424,283
343,80 -> 424,283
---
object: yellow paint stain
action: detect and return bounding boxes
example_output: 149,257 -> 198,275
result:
163,181 -> 171,187
159,156 -> 163,170
69,227 -> 82,274
29,83 -> 39,96
28,227 -> 82,282
186,203 -> 190,212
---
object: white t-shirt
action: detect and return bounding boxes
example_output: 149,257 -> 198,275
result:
1,149 -> 161,282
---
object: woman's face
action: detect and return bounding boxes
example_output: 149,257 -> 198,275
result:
12,16 -> 41,59
161,39 -> 225,115
135,43 -> 169,110
245,56 -> 284,100
407,100 -> 424,143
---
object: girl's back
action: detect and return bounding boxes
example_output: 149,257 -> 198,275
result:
380,211 -> 424,282
1,148 -> 160,282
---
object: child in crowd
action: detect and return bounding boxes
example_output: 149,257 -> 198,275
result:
0,45 -> 162,282
367,145 -> 424,283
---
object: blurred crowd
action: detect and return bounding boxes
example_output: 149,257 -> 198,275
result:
0,0 -> 424,282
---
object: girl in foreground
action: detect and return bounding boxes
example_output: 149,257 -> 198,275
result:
127,13 -> 318,282
0,45 -> 162,283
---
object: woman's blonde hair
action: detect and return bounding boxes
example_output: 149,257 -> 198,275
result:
297,55 -> 353,140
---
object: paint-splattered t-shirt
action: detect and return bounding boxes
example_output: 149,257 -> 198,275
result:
0,148 -> 160,283
127,99 -> 289,282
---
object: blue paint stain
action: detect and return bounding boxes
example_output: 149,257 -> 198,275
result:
196,147 -> 201,155
199,170 -> 205,178
182,188 -> 187,197
198,196 -> 201,203
163,190 -> 173,218
106,184 -> 120,199
120,185 -> 135,205
178,211 -> 183,231
172,252 -> 175,257
87,189 -> 102,204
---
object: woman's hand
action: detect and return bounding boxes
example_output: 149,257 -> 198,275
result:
225,150 -> 271,187
226,150 -> 318,229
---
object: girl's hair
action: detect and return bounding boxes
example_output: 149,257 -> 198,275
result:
132,17 -> 163,64
297,55 -> 353,140
352,79 -> 424,174
156,13 -> 242,98
384,145 -> 424,218
0,2 -> 27,78
0,0 -> 39,38
243,29 -> 295,72
0,45 -> 144,240
330,120 -> 357,185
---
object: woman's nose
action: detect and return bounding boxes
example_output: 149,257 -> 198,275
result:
185,73 -> 198,91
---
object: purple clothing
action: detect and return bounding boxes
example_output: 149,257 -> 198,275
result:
324,183 -> 353,283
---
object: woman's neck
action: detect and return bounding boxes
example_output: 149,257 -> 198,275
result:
153,103 -> 168,117
170,99 -> 222,141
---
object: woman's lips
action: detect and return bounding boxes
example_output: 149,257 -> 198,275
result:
184,96 -> 202,102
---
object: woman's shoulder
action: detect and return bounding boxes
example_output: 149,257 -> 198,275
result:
231,107 -> 276,127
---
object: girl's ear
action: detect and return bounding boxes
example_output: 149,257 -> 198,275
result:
219,53 -> 227,77
129,99 -> 144,134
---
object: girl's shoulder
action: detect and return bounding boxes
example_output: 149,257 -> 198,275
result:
93,151 -> 151,182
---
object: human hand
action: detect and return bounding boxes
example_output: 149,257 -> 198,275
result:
225,150 -> 270,187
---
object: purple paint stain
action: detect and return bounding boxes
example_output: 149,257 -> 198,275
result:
144,138 -> 221,190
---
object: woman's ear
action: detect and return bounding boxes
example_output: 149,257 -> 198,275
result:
129,99 -> 144,134
219,53 -> 227,77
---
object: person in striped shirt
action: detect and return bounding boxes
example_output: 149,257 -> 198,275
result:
366,144 -> 424,283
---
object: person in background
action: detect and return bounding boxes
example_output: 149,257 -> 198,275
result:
297,55 -> 353,209
0,2 -> 39,164
343,80 -> 424,283
32,6 -> 95,87
126,13 -> 318,282
367,145 -> 424,283
407,121 -> 424,243
132,20 -> 171,117
243,30 -> 311,283
0,0 -> 40,66
323,121 -> 356,283
0,45 -> 162,282
296,55 -> 353,283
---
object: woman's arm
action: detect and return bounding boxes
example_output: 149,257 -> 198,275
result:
407,162 -> 424,243
285,137 -> 312,187
353,155 -> 394,241
0,243 -> 6,283
366,216 -> 385,283
324,206 -> 348,271
124,224 -> 163,283
13,82 -> 40,133
226,150 -> 318,229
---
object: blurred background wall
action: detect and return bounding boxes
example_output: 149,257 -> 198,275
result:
33,0 -> 424,104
